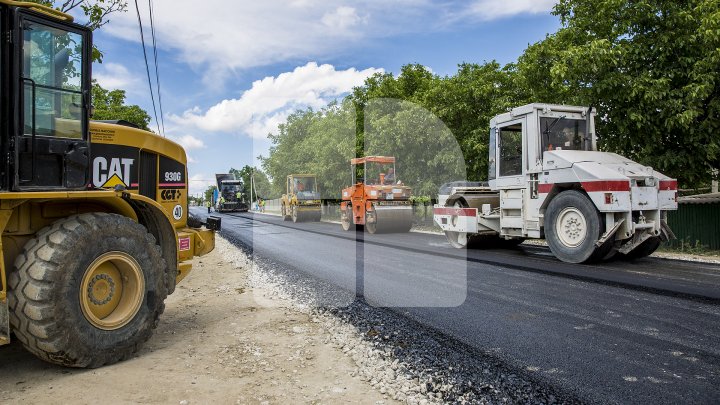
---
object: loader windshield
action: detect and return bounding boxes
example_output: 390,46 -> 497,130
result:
22,19 -> 86,139
540,117 -> 589,153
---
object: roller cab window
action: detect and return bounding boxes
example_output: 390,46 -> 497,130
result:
498,123 -> 523,177
540,117 -> 589,152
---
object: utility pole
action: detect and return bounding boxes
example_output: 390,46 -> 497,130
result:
713,169 -> 718,194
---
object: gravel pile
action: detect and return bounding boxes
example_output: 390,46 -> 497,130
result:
222,236 -> 578,404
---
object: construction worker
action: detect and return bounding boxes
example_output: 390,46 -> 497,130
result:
236,191 -> 243,201
384,167 -> 396,185
206,200 -> 211,213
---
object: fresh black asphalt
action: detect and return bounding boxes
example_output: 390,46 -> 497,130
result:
194,208 -> 720,404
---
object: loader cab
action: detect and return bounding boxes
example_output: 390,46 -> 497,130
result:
489,104 -> 597,189
0,2 -> 92,191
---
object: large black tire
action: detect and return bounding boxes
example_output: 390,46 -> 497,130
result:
8,213 -> 168,368
281,204 -> 290,221
341,208 -> 353,231
620,237 -> 661,261
545,190 -> 611,264
365,209 -> 377,234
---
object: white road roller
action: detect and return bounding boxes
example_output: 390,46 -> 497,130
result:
433,104 -> 678,263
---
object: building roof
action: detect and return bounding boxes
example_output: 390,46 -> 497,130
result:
678,192 -> 720,204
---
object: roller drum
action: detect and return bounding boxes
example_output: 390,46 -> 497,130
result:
293,207 -> 321,222
367,206 -> 413,234
455,193 -> 500,210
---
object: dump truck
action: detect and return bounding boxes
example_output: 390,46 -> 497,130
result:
0,0 -> 220,367
281,174 -> 321,222
433,103 -> 677,263
215,173 -> 248,212
341,156 -> 413,234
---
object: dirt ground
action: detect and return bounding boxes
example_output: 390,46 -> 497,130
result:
0,238 -> 392,404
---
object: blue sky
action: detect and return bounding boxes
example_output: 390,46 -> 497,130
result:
88,0 -> 561,196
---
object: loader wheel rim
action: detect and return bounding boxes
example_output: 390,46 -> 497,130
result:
80,252 -> 145,331
555,207 -> 587,248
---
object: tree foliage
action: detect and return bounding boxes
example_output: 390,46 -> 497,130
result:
517,0 -> 720,187
91,81 -> 151,130
229,166 -> 274,200
262,0 -> 719,194
204,185 -> 217,204
261,101 -> 356,198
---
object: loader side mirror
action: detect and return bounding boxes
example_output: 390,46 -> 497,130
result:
205,216 -> 222,231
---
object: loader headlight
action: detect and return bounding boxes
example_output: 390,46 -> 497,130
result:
646,177 -> 656,187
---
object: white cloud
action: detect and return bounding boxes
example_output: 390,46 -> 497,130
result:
464,0 -> 556,20
170,134 -> 206,151
322,6 -> 365,30
93,62 -> 139,91
169,62 -> 382,139
103,0 -> 547,85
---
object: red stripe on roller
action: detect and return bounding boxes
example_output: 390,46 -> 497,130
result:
538,184 -> 553,194
433,207 -> 477,216
581,181 -> 630,192
659,180 -> 677,191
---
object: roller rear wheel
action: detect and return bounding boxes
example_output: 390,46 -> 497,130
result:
341,208 -> 352,231
545,190 -> 611,263
291,205 -> 300,223
281,204 -> 290,221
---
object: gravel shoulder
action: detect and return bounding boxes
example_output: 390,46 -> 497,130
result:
0,237 -> 393,405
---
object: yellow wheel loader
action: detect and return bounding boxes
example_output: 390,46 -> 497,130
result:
0,0 -> 219,367
281,174 -> 321,222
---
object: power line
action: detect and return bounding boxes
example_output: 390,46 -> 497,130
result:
133,0 -> 161,136
147,0 -> 166,136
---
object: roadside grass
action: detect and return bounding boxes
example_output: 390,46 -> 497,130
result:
659,238 -> 720,257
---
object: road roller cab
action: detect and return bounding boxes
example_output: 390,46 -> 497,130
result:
340,156 -> 413,234
434,104 -> 678,263
281,174 -> 321,222
0,0 -> 218,367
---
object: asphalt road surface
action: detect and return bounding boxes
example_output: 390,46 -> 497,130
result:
194,208 -> 720,404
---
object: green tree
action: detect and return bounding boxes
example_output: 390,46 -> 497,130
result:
261,101 -> 356,199
229,166 -> 274,200
92,81 -> 151,130
204,185 -> 217,205
28,0 -> 128,62
517,0 -> 720,188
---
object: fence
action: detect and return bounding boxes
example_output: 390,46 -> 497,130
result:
666,193 -> 720,250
